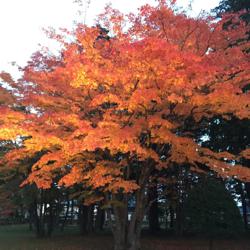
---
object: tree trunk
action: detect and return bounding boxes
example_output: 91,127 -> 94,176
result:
111,160 -> 154,250
79,204 -> 94,234
70,199 -> 75,224
148,185 -> 159,233
34,193 -> 45,238
28,206 -> 34,231
112,189 -> 146,250
61,198 -> 70,231
47,202 -> 54,237
169,204 -> 174,230
175,202 -> 183,236
209,237 -> 213,250
239,182 -> 248,230
95,204 -> 105,232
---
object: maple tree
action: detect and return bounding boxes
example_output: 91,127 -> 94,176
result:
0,1 -> 250,249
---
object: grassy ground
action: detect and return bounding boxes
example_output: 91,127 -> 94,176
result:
0,224 -> 249,250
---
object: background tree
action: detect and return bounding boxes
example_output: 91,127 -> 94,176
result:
214,0 -> 250,15
183,177 -> 244,237
214,0 -> 250,24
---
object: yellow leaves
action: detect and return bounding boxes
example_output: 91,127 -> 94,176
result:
4,112 -> 25,124
24,135 -> 63,153
0,108 -> 26,126
70,65 -> 97,89
98,121 -> 120,129
0,127 -> 28,140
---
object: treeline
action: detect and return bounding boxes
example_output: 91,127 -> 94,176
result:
0,163 -> 248,238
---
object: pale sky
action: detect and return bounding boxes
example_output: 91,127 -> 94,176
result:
0,0 -> 219,78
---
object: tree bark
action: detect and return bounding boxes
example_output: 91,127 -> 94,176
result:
175,201 -> 183,236
148,185 -> 159,234
79,204 -> 94,234
95,204 -> 105,232
34,190 -> 46,238
111,160 -> 154,250
169,204 -> 174,230
239,182 -> 248,230
47,201 -> 54,237
61,198 -> 70,231
112,189 -> 146,250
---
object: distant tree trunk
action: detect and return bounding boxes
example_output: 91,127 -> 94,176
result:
61,198 -> 70,231
28,206 -> 34,231
245,182 -> 250,222
31,189 -> 55,238
165,204 -> 174,232
33,200 -> 42,237
148,185 -> 159,233
165,208 -> 169,231
70,199 -> 75,224
47,201 -> 54,237
245,182 -> 250,200
79,204 -> 94,234
239,181 -> 248,230
33,190 -> 45,238
19,204 -> 25,223
175,201 -> 183,236
209,237 -> 214,250
95,204 -> 105,232
169,204 -> 174,230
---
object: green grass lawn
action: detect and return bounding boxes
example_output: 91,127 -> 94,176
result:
0,224 -> 249,250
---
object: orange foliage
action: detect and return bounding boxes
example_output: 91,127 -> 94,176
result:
0,0 -> 249,202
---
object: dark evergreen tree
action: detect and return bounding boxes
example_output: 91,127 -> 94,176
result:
183,178 -> 244,237
214,0 -> 250,24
